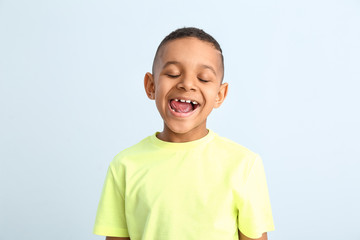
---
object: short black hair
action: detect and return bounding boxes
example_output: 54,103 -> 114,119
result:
152,27 -> 224,80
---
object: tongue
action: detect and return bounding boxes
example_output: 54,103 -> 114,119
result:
170,100 -> 193,113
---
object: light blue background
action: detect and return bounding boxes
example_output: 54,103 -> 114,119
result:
1,0 -> 359,239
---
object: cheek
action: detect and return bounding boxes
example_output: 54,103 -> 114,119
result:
205,91 -> 221,107
207,90 -> 220,101
154,84 -> 164,97
154,87 -> 169,107
155,81 -> 172,98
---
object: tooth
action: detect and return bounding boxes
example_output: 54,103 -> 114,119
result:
180,99 -> 185,102
174,99 -> 179,101
185,100 -> 191,103
192,101 -> 198,104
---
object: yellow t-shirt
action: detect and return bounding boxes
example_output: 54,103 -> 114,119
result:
94,130 -> 274,239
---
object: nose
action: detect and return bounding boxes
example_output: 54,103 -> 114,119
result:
176,75 -> 197,91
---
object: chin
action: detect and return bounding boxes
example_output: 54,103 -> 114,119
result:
166,122 -> 204,135
167,125 -> 193,135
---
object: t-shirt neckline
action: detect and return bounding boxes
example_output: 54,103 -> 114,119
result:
150,129 -> 215,150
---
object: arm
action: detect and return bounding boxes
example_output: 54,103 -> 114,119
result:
106,237 -> 130,240
239,230 -> 268,240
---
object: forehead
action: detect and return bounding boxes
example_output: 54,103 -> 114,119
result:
156,37 -> 223,72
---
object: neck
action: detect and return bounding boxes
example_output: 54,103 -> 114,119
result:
156,125 -> 209,143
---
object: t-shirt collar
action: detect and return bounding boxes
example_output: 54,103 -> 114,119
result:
150,129 -> 215,150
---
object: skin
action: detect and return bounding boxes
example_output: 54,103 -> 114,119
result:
239,230 -> 268,240
144,37 -> 228,143
105,37 -> 268,240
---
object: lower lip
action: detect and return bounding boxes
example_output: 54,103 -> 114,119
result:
167,102 -> 198,118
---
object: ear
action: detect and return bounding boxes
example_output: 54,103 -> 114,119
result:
214,82 -> 228,108
144,72 -> 155,100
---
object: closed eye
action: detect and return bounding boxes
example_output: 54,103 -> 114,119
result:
198,78 -> 209,83
167,74 -> 180,78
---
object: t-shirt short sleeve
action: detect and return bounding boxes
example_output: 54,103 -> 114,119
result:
236,155 -> 275,238
93,162 -> 129,237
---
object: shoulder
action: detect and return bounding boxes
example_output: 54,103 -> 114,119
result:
209,133 -> 264,186
110,134 -> 154,168
209,132 -> 263,178
211,133 -> 259,160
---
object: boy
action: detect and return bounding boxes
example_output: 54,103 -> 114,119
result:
94,27 -> 274,240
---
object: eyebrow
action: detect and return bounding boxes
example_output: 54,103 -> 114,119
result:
162,61 -> 181,69
162,61 -> 217,76
201,64 -> 217,76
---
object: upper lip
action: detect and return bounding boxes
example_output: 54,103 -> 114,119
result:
170,98 -> 199,105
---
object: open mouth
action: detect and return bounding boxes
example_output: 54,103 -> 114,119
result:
169,98 -> 199,113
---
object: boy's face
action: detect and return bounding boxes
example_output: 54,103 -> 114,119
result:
144,37 -> 228,142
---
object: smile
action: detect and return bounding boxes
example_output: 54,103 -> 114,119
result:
169,98 -> 200,114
